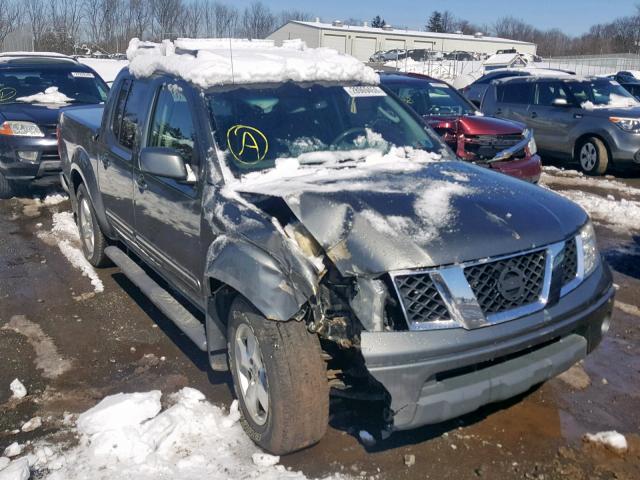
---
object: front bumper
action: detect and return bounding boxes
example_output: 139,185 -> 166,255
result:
490,154 -> 542,183
605,128 -> 640,165
361,260 -> 614,430
0,136 -> 61,181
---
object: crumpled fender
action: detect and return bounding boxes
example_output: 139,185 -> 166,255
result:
205,234 -> 317,321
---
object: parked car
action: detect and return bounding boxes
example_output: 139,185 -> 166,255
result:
605,72 -> 640,100
462,68 -> 574,107
407,49 -> 441,61
60,39 -> 614,455
380,72 -> 541,182
618,80 -> 640,100
369,49 -> 407,62
444,50 -> 475,61
0,54 -> 108,198
481,75 -> 640,174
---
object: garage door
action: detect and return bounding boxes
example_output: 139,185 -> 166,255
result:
384,38 -> 406,51
352,36 -> 377,61
414,40 -> 436,50
323,34 -> 347,54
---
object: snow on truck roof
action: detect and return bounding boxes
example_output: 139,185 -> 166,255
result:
126,37 -> 379,88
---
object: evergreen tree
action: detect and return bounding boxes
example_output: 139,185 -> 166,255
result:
427,11 -> 444,33
371,15 -> 386,28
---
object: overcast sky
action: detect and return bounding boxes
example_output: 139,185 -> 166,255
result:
234,0 -> 639,36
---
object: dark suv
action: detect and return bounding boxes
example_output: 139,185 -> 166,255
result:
0,54 -> 108,198
481,75 -> 640,174
59,40 -> 614,455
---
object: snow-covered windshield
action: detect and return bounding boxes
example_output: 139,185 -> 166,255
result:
0,68 -> 108,105
385,81 -> 476,116
207,82 -> 446,176
565,80 -> 639,109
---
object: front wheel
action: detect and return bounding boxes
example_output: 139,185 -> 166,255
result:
76,184 -> 110,267
227,297 -> 329,454
577,137 -> 608,175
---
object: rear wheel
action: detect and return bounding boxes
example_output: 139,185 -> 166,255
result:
578,137 -> 608,175
0,172 -> 15,199
227,297 -> 329,454
76,184 -> 110,267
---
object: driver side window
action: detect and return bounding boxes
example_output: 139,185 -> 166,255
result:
148,84 -> 197,168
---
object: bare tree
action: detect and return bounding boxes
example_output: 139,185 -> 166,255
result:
152,0 -> 183,39
213,2 -> 239,37
241,1 -> 275,39
25,0 -> 48,49
128,0 -> 152,39
0,0 -> 21,48
279,9 -> 312,26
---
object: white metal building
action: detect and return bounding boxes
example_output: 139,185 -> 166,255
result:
268,21 -> 537,62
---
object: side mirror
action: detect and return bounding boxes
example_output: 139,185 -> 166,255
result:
139,147 -> 188,180
552,98 -> 570,107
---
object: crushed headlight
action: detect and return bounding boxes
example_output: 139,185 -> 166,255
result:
523,129 -> 537,155
609,116 -> 640,133
579,221 -> 599,277
0,121 -> 45,137
17,151 -> 39,162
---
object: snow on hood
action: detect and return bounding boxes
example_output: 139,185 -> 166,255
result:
126,37 -> 379,88
16,86 -> 73,104
582,93 -> 640,110
230,154 -> 587,275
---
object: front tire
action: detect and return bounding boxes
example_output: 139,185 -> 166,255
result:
227,297 -> 329,454
76,184 -> 110,267
0,172 -> 15,199
578,137 -> 608,175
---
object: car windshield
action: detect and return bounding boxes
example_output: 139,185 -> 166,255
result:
0,68 -> 108,105
565,80 -> 638,107
207,82 -> 445,176
385,81 -> 476,116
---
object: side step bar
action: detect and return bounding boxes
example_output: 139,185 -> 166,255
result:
105,246 -> 207,351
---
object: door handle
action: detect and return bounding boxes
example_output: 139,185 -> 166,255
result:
136,174 -> 147,191
531,112 -> 538,119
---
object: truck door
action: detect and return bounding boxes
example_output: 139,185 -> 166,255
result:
99,78 -> 149,242
133,81 -> 203,298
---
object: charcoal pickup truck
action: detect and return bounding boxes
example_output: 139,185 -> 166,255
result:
58,39 -> 615,455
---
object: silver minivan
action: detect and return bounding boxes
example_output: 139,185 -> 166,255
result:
481,76 -> 640,175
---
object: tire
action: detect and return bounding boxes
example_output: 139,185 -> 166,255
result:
577,137 -> 608,175
76,184 -> 110,267
0,172 -> 15,199
227,297 -> 329,454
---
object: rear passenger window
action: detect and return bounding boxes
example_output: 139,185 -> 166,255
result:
498,83 -> 534,104
111,79 -> 147,151
148,84 -> 197,166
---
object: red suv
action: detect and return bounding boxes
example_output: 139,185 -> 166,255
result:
381,72 -> 542,183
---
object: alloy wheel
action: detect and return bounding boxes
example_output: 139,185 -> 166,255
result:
79,197 -> 95,257
580,142 -> 597,171
234,323 -> 269,426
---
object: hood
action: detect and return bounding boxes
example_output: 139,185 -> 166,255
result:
425,114 -> 524,135
0,103 -> 62,125
581,105 -> 640,118
234,161 -> 587,277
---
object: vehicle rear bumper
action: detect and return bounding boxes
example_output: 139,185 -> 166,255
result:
360,260 -> 614,430
490,154 -> 542,183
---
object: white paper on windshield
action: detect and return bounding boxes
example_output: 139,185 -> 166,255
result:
430,82 -> 448,88
70,72 -> 95,78
343,86 -> 386,97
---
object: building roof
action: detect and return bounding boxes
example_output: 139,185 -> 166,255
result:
286,21 -> 535,47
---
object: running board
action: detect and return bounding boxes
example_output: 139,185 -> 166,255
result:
105,246 -> 207,351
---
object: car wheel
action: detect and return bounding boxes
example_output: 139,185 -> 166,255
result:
227,296 -> 329,454
0,172 -> 15,199
76,184 -> 110,267
578,137 -> 608,175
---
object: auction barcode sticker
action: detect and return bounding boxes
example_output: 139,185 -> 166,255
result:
70,72 -> 95,78
343,86 -> 387,97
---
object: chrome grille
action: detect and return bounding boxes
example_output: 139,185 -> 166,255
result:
464,250 -> 546,314
393,273 -> 450,324
464,133 -> 524,160
561,238 -> 578,285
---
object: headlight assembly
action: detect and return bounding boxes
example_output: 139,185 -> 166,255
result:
609,116 -> 640,133
0,121 -> 45,137
578,221 -> 599,277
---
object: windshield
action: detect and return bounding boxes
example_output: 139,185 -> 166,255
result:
385,81 -> 476,116
0,68 -> 108,105
565,80 -> 639,108
207,82 -> 445,176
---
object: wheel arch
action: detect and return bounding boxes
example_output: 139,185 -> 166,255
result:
573,132 -> 613,165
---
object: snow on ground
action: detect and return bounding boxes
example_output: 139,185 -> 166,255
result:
16,87 -> 72,104
76,58 -> 128,84
126,38 -> 379,87
583,431 -> 628,453
37,211 -> 104,293
9,379 -> 27,399
6,388 -> 347,480
541,167 -> 640,233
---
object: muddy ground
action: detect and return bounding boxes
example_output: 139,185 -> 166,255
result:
1,167 -> 639,479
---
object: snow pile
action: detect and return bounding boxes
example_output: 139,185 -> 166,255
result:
583,431 -> 628,453
77,58 -> 128,83
16,87 -> 72,104
42,194 -> 68,206
383,58 -> 482,86
9,379 -> 27,399
0,457 -> 29,480
37,211 -> 104,293
126,37 -> 379,87
32,388 -> 344,480
541,166 -> 640,197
